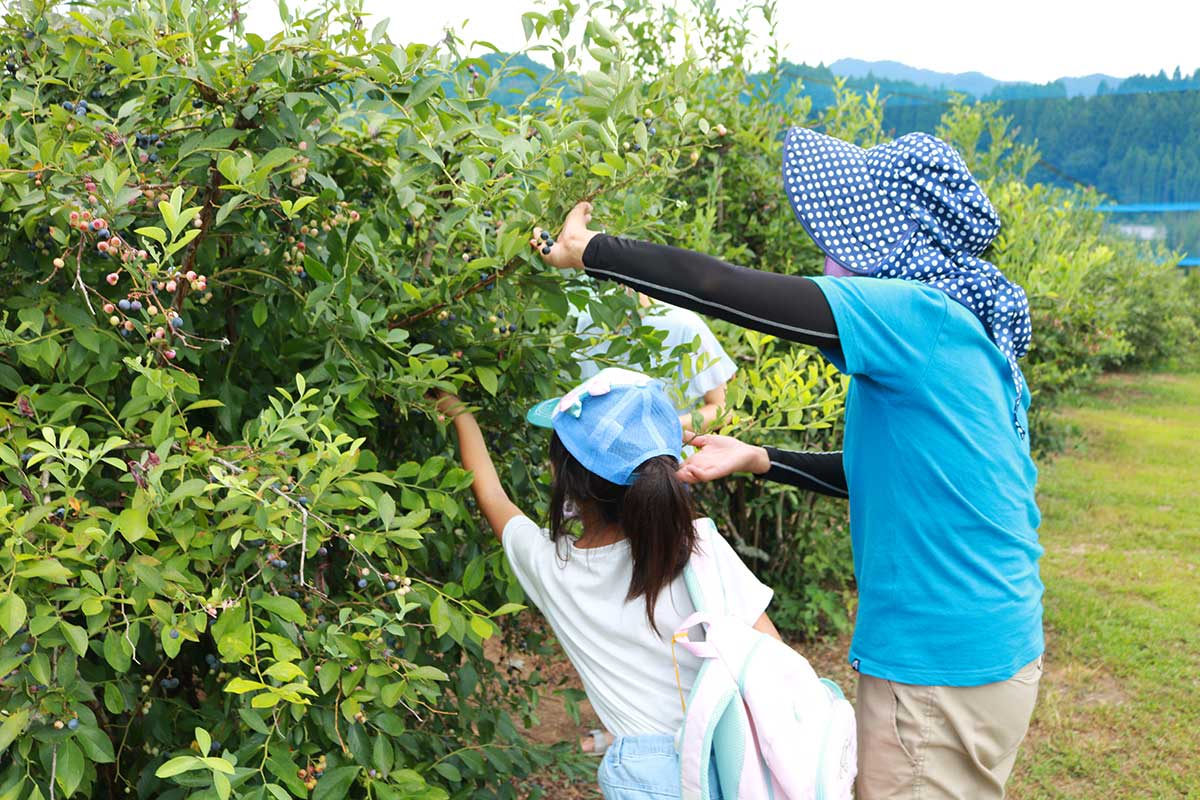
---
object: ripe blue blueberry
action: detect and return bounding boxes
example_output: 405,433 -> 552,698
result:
565,169 -> 574,177
118,299 -> 131,311
62,101 -> 74,112
75,105 -> 86,117
19,642 -> 31,654
357,578 -> 368,588
20,451 -> 31,463
386,581 -> 397,590
539,231 -> 549,241
317,547 -> 328,557
169,629 -> 179,639
130,300 -> 143,312
148,152 -> 158,163
541,246 -> 551,255
193,98 -> 203,108
508,324 -> 517,333
170,317 -> 183,328
297,496 -> 309,506
67,719 -> 79,730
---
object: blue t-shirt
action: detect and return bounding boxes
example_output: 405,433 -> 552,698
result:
811,276 -> 1044,687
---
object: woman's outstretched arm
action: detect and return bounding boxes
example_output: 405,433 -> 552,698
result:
531,202 -> 839,347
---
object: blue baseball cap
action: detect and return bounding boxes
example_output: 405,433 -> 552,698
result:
526,367 -> 683,486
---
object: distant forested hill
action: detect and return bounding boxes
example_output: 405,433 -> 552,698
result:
486,55 -> 1199,206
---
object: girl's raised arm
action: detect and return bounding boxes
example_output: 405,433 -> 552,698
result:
437,394 -> 524,541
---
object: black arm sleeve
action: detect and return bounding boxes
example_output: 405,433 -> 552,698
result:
581,234 -> 839,347
758,447 -> 848,498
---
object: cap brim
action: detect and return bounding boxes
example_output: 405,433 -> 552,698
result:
525,398 -> 559,428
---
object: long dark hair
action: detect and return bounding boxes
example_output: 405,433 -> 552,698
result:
548,432 -> 698,632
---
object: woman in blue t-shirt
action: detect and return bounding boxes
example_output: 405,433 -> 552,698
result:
529,129 -> 1044,800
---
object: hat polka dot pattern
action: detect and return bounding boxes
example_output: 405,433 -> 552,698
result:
782,127 -> 1033,436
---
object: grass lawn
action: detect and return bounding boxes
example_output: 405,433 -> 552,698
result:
1009,373 -> 1200,798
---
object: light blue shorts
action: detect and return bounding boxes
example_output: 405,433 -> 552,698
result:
597,735 -> 724,799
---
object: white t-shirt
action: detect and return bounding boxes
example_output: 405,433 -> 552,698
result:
575,302 -> 738,414
502,515 -> 773,737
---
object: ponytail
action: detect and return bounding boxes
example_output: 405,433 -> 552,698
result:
621,456 -> 698,633
547,433 -> 698,633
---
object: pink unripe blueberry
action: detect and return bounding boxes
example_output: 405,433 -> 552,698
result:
139,152 -> 148,163
78,221 -> 91,232
97,241 -> 109,253
298,141 -> 308,151
85,181 -> 96,193
52,257 -> 65,269
195,279 -> 207,291
123,320 -> 135,331
88,194 -> 98,205
165,280 -> 177,292
110,236 -> 122,248
349,210 -> 360,222
69,211 -> 79,223
81,210 -> 92,221
163,349 -> 176,360
103,303 -> 115,314
185,270 -> 197,281
106,272 -> 120,285
138,249 -> 148,259
92,218 -> 106,230
154,327 -> 165,339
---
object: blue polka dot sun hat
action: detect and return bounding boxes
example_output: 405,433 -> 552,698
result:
782,128 -> 1033,436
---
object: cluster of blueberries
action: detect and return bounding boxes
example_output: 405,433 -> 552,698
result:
160,676 -> 182,690
204,653 -> 220,671
118,298 -> 143,313
61,99 -> 89,117
537,229 -> 556,255
134,132 -> 163,162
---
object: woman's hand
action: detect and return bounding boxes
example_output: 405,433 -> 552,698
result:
676,434 -> 770,484
530,201 -> 599,270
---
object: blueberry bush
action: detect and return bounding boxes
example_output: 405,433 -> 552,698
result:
2,0 -> 1197,797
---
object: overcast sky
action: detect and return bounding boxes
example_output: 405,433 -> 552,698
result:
241,0 -> 1198,83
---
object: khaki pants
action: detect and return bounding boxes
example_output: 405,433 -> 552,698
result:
856,657 -> 1042,800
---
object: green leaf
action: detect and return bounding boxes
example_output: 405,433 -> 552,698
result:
59,621 -> 88,656
0,709 -> 29,754
475,366 -> 498,396
17,558 -> 72,584
433,762 -> 461,782
214,771 -> 231,800
0,594 -> 26,638
304,258 -> 333,282
116,506 -> 149,543
313,766 -> 360,800
225,677 -> 268,694
490,602 -> 526,617
135,226 -> 167,244
255,594 -> 306,624
430,595 -> 451,637
252,299 -> 268,327
56,740 -> 84,797
76,726 -> 116,764
155,755 -> 205,778
194,727 -> 212,758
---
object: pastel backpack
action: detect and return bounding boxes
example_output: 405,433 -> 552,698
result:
672,520 -> 857,800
